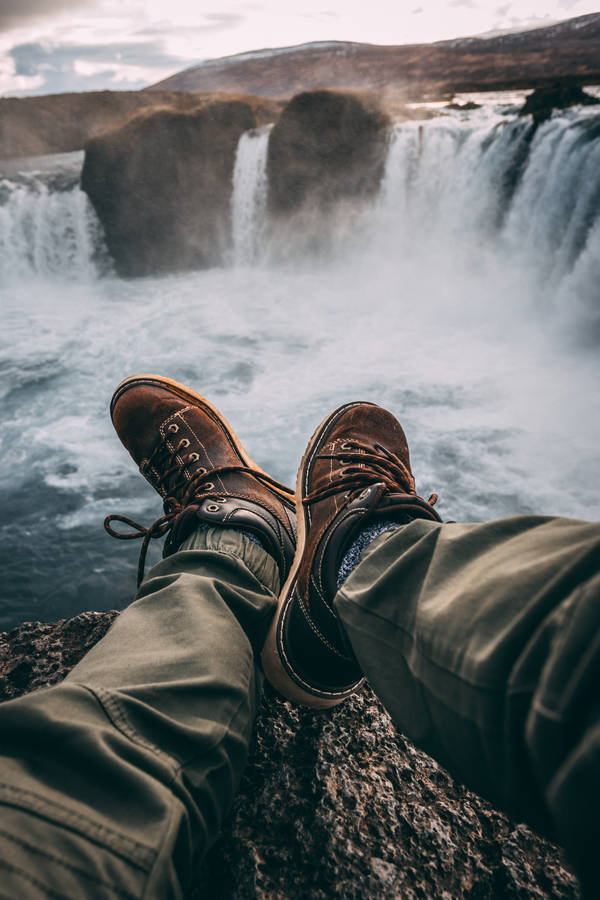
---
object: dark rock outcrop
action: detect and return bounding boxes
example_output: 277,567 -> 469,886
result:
268,90 -> 389,213
520,83 -> 600,123
81,101 -> 256,276
266,89 -> 389,256
1,612 -> 581,899
446,100 -> 482,111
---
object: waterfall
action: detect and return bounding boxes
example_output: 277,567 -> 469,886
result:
2,108 -> 599,305
0,162 -> 110,284
230,126 -> 271,266
377,109 -> 600,317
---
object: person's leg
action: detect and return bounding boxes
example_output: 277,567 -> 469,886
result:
335,515 -> 600,895
0,526 -> 279,898
0,373 -> 297,898
262,400 -> 600,895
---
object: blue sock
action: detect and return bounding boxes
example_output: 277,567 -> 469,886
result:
336,518 -> 409,590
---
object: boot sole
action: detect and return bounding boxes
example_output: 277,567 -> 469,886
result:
261,401 -> 375,709
110,374 -> 295,504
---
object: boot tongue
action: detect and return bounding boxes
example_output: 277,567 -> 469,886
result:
323,483 -> 387,600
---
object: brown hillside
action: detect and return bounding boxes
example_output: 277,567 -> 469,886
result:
0,90 -> 282,160
150,13 -> 600,100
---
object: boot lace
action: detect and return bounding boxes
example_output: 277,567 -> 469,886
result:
105,435 -> 290,586
303,440 -> 438,508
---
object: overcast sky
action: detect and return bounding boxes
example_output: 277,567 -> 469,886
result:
0,0 -> 597,97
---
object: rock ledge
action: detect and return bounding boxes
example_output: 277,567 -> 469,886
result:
0,613 -> 581,898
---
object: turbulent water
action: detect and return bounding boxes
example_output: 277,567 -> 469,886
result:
1,104 -> 599,629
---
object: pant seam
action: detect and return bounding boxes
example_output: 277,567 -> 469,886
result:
174,666 -> 254,773
139,682 -> 256,897
0,784 -> 155,870
140,790 -> 180,900
83,685 -> 179,774
0,856 -> 73,900
0,825 -> 139,900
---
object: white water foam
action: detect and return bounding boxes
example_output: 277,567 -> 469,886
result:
386,111 -> 598,267
0,169 -> 109,284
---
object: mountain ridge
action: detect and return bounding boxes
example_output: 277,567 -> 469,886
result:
149,13 -> 600,100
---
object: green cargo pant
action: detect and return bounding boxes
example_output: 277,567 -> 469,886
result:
0,516 -> 599,897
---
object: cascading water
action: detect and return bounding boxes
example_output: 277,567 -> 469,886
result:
0,154 -> 110,283
230,126 -> 271,266
1,103 -> 599,629
372,108 -> 600,325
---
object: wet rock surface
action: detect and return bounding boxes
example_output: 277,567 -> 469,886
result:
520,83 -> 600,123
81,101 -> 256,277
0,613 -> 581,899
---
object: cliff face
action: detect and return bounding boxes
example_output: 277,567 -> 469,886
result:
0,612 -> 581,898
81,100 -> 256,277
267,90 -> 389,214
80,89 -> 390,275
265,89 -> 390,258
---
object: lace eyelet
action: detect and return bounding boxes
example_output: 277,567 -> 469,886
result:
179,438 -> 190,449
340,442 -> 353,450
188,452 -> 200,462
207,503 -> 220,512
167,423 -> 179,434
204,482 -> 214,491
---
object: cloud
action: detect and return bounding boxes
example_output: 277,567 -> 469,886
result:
134,12 -> 244,39
203,12 -> 244,29
7,39 -> 187,94
0,0 -> 91,33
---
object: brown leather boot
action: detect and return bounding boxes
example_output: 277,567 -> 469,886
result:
104,375 -> 296,586
261,401 -> 441,709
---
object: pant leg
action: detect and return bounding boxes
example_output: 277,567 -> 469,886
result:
0,526 -> 279,899
335,515 -> 600,896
